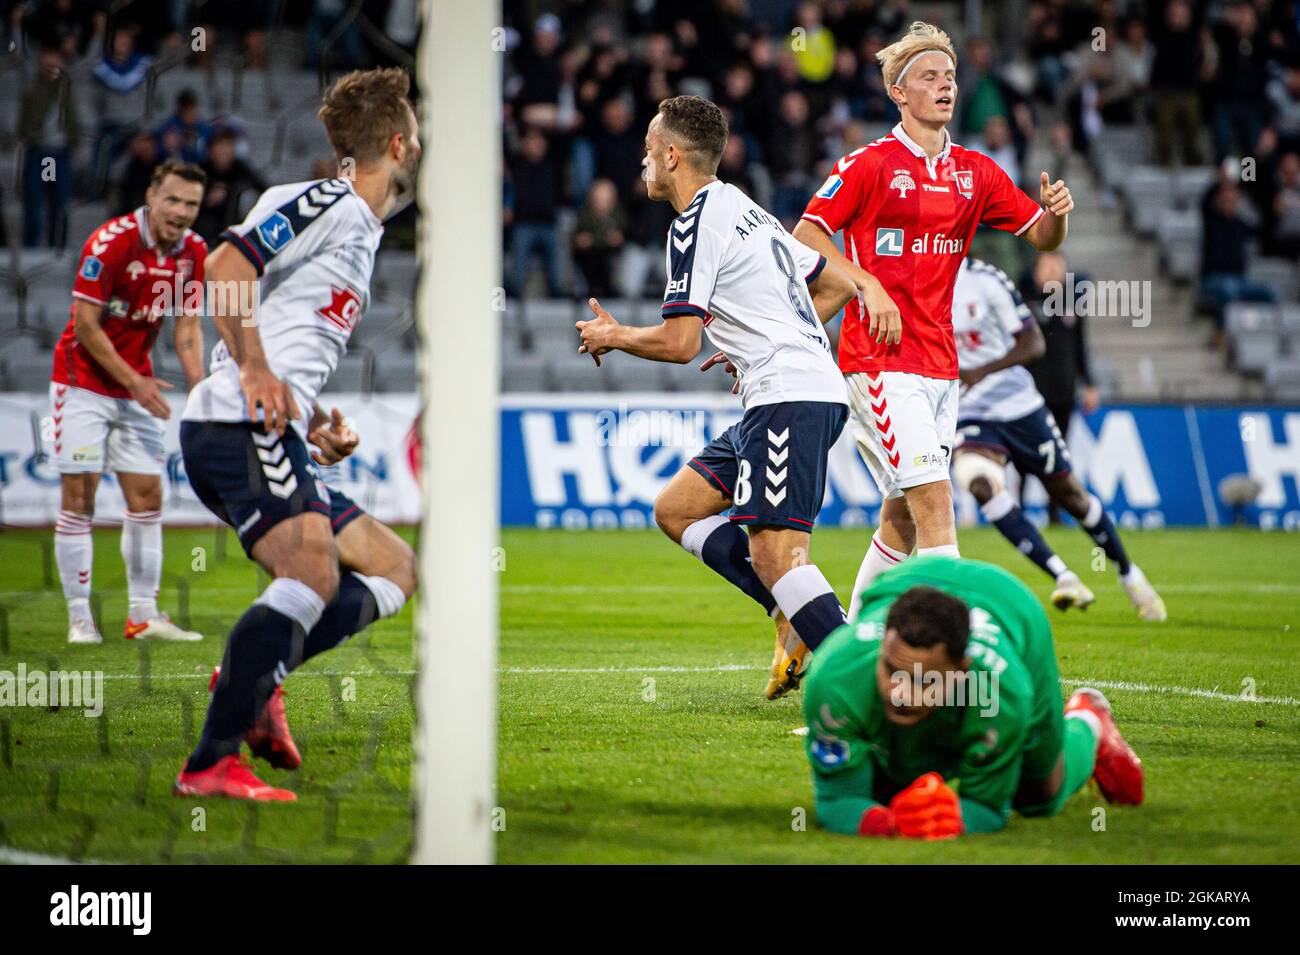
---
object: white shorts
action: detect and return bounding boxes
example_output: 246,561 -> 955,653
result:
846,371 -> 959,500
49,382 -> 166,476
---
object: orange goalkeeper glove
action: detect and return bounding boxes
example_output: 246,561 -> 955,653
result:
888,772 -> 964,840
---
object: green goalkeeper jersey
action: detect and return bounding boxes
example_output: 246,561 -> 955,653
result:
802,556 -> 1065,835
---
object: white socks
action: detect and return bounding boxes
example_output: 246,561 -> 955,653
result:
980,491 -> 1016,522
1082,494 -> 1104,529
848,531 -> 908,619
917,544 -> 960,558
122,509 -> 163,622
355,574 -> 408,619
255,578 -> 326,633
55,509 -> 93,625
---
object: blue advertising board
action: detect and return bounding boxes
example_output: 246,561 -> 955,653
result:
500,395 -> 1300,530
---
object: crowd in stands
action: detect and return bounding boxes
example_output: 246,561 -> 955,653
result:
5,0 -> 420,249
502,0 -> 1300,322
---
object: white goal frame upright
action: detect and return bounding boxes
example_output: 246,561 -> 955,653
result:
413,0 -> 500,864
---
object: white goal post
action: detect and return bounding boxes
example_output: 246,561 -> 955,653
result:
413,0 -> 500,864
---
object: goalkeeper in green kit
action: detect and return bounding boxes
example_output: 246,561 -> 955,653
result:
803,556 -> 1144,838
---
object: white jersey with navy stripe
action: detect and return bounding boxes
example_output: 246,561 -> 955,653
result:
952,258 -> 1044,422
660,180 -> 847,410
182,177 -> 384,434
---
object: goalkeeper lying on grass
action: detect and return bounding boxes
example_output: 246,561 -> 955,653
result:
803,556 -> 1144,838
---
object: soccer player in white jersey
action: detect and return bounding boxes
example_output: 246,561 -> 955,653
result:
173,68 -> 420,801
577,95 -> 860,700
951,258 -> 1166,621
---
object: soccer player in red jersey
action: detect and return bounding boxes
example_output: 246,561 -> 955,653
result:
792,21 -> 1076,616
51,160 -> 209,644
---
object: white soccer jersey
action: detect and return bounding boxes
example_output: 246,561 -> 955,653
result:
952,258 -> 1044,422
661,180 -> 847,409
183,177 -> 384,434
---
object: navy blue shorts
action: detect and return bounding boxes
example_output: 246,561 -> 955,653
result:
181,421 -> 366,555
956,405 -> 1072,479
688,401 -> 848,530
327,484 -> 366,535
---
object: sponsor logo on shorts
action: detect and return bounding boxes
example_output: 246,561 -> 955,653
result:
912,449 -> 950,468
71,445 -> 101,463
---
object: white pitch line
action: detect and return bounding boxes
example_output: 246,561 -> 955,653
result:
1058,678 -> 1299,707
500,664 -> 761,675
27,667 -> 1300,706
0,846 -> 101,865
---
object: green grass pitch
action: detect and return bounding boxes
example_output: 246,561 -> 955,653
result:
1,525 -> 1297,863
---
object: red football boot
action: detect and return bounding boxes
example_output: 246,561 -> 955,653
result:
1065,687 -> 1144,806
173,754 -> 296,801
208,667 -> 303,770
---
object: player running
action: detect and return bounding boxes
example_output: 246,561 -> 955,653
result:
52,159 -> 208,645
576,95 -> 859,700
951,258 -> 1167,621
173,68 -> 419,801
802,556 -> 1144,838
790,21 -> 1075,619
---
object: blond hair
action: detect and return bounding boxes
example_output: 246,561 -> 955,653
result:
876,21 -> 957,95
318,67 -> 414,163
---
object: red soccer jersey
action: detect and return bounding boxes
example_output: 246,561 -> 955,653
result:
801,123 -> 1043,380
52,207 -> 207,398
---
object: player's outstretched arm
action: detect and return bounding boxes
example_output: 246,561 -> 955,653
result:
173,313 -> 205,390
206,243 -> 299,433
792,219 -> 902,345
807,259 -> 858,325
1024,172 -> 1073,251
72,299 -> 173,419
576,297 -> 703,365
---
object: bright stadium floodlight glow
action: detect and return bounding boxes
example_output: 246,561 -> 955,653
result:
413,0 -> 500,864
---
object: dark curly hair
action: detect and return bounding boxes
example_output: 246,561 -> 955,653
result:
657,95 -> 728,173
885,586 -> 970,662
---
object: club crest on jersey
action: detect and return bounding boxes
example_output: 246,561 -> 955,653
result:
317,284 -> 363,332
126,260 -> 145,280
80,256 -> 103,280
256,212 -> 294,253
953,168 -> 974,199
816,174 -> 843,199
889,170 -> 915,198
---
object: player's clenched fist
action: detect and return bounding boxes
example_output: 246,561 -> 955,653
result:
890,772 -> 963,839
575,297 -> 621,367
1039,172 -> 1074,217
